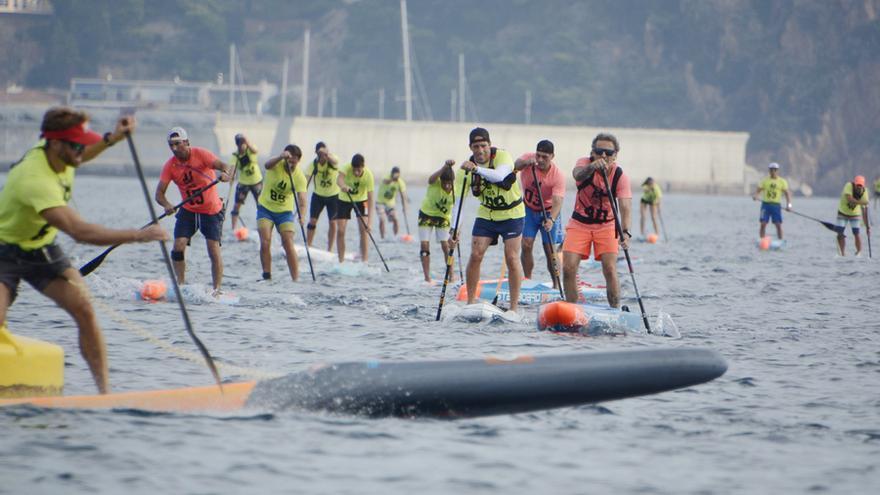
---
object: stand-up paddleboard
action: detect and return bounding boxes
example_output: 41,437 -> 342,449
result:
756,237 -> 786,251
456,279 -> 604,305
440,302 -> 524,324
537,301 -> 679,337
0,348 -> 726,418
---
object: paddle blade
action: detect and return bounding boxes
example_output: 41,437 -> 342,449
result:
78,246 -> 116,276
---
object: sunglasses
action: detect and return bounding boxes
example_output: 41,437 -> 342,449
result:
64,141 -> 86,154
168,140 -> 187,147
592,147 -> 616,157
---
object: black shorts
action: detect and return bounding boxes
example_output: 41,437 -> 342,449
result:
234,183 -> 262,206
174,209 -> 224,242
336,199 -> 367,220
310,193 -> 339,220
0,243 -> 72,304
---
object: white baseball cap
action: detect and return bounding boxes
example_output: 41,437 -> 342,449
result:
768,162 -> 780,169
167,127 -> 189,142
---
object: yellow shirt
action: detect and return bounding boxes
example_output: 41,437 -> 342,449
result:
419,179 -> 454,221
377,175 -> 407,206
307,155 -> 341,197
758,176 -> 788,204
473,148 -> 525,221
641,184 -> 662,204
0,142 -> 74,249
837,182 -> 868,217
339,164 -> 375,203
258,163 -> 307,213
232,150 -> 262,186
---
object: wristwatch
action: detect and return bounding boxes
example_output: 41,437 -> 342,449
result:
622,229 -> 632,238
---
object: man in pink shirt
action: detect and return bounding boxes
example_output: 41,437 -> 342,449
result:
154,127 -> 232,294
514,139 -> 565,288
561,133 -> 632,308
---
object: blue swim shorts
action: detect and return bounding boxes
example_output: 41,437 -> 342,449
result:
523,207 -> 563,244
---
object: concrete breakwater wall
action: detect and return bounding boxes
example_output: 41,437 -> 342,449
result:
1,105 -> 748,193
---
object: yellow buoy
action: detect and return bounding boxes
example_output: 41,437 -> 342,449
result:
0,324 -> 64,397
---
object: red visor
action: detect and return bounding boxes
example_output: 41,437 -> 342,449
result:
42,123 -> 102,146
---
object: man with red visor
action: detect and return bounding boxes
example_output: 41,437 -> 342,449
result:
561,133 -> 632,308
0,107 -> 168,394
154,127 -> 232,294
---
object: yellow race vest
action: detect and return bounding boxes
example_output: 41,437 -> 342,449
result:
258,163 -> 308,213
473,148 -> 525,221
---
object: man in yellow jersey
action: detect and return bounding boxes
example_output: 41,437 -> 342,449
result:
376,166 -> 408,239
229,133 -> 261,233
458,127 -> 525,312
256,145 -> 308,281
752,162 -> 792,241
336,154 -> 375,262
639,177 -> 663,239
835,175 -> 870,256
418,160 -> 457,283
306,142 -> 340,251
0,107 -> 168,394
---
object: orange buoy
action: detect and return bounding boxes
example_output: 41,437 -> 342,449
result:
234,227 -> 249,241
647,233 -> 658,244
758,236 -> 771,250
537,301 -> 590,332
140,280 -> 168,301
400,234 -> 414,243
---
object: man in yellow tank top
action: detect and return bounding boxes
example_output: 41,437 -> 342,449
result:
0,107 -> 168,394
229,133 -> 261,232
835,175 -> 870,256
335,154 -> 375,262
752,162 -> 792,241
376,166 -> 408,239
257,145 -> 308,281
457,128 -> 525,312
418,160 -> 457,283
306,142 -> 341,251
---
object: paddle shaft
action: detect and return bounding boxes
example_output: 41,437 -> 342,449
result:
788,209 -> 840,234
658,206 -> 669,241
436,171 -> 469,321
346,191 -> 390,272
529,165 -> 563,298
287,166 -> 316,281
865,206 -> 873,258
79,178 -> 222,276
400,189 -> 412,235
124,133 -> 223,388
599,167 -> 651,334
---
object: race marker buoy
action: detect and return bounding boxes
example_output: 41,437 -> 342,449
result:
140,279 -> 168,301
399,233 -> 414,243
234,227 -> 249,241
758,236 -> 771,250
537,301 -> 590,332
647,233 -> 659,244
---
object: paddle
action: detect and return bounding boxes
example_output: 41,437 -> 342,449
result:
451,183 -> 465,281
436,171 -> 469,321
287,164 -> 316,281
124,132 -> 223,389
658,206 -> 669,242
788,209 -> 841,235
346,191 -> 390,272
600,167 -> 651,334
399,189 -> 412,236
79,178 -> 221,276
865,206 -> 872,258
530,165 -> 563,298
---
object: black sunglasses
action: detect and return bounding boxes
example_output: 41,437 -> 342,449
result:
64,141 -> 86,154
592,147 -> 616,157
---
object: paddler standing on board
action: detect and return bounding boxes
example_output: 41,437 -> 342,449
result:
639,177 -> 663,239
514,139 -> 565,289
306,142 -> 340,251
155,127 -> 233,295
0,107 -> 168,394
561,133 -> 632,308
834,175 -> 870,256
257,145 -> 308,281
229,133 -> 261,234
418,160 -> 457,283
376,166 -> 408,240
335,154 -> 375,262
457,127 -> 526,312
752,162 -> 792,242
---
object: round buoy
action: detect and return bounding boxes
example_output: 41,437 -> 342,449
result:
140,280 -> 168,301
647,233 -> 658,244
759,236 -> 771,250
537,301 -> 590,332
234,227 -> 249,241
400,234 -> 414,243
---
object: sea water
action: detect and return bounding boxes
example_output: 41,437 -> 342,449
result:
2,175 -> 878,494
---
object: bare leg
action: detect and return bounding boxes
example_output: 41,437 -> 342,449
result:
420,240 -> 431,282
306,217 -> 318,247
327,218 -> 337,252
521,236 -> 535,279
377,209 -> 387,239
854,232 -> 862,255
759,221 -> 768,239
600,252 -> 620,307
466,236 -> 492,304
336,219 -> 348,262
258,221 -> 273,277
651,205 -> 660,235
42,270 -> 109,394
562,251 -> 581,303
206,239 -> 223,291
0,283 -> 11,330
640,202 -> 648,237
504,236 -> 524,312
358,216 -> 370,262
172,237 -> 188,285
280,230 -> 299,281
775,222 -> 784,240
837,234 -> 846,256
389,211 -> 400,236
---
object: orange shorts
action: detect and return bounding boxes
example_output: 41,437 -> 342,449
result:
562,221 -> 618,261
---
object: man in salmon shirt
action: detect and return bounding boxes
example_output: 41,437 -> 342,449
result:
154,127 -> 232,295
514,139 -> 565,288
561,133 -> 632,308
